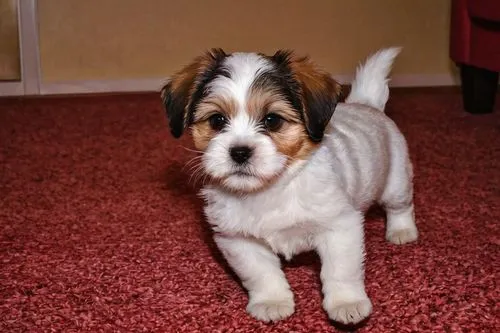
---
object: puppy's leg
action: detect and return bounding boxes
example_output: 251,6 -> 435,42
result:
381,156 -> 418,245
214,234 -> 294,322
315,211 -> 372,325
385,202 -> 418,245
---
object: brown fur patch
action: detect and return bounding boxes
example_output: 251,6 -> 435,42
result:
194,96 -> 238,122
246,87 -> 302,123
191,96 -> 238,151
164,50 -> 223,100
288,54 -> 342,102
191,121 -> 215,151
161,48 -> 227,135
269,122 -> 319,163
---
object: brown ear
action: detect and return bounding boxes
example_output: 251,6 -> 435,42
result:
161,48 -> 228,138
272,50 -> 342,142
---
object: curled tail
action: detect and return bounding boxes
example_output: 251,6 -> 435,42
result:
345,47 -> 401,112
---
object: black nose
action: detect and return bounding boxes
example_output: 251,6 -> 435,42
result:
230,146 -> 253,164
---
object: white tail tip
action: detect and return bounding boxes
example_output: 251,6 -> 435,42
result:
346,47 -> 401,111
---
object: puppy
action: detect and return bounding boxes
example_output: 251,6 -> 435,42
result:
161,47 -> 418,325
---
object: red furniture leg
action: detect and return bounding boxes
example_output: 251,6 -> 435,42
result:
450,0 -> 500,114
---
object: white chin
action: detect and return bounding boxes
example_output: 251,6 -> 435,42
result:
222,174 -> 266,192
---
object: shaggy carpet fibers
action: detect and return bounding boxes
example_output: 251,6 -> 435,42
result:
0,90 -> 499,332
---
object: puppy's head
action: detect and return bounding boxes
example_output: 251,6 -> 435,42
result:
162,49 -> 341,193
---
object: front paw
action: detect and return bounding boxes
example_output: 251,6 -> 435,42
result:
247,292 -> 295,322
324,297 -> 372,325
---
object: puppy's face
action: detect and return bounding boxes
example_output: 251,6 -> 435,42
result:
162,49 -> 341,193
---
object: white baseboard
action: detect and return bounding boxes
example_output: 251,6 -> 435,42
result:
40,78 -> 168,95
5,73 -> 461,97
334,73 -> 460,87
0,81 -> 25,96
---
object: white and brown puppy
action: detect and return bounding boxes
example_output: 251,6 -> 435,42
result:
161,48 -> 418,325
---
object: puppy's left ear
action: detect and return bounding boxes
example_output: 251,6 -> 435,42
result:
301,72 -> 342,142
274,51 -> 342,142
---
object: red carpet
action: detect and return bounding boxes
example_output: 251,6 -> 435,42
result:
1,90 -> 499,332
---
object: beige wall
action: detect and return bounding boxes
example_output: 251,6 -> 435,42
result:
38,0 -> 452,82
0,0 -> 21,81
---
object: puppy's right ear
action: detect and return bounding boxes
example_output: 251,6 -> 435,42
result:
161,49 -> 228,138
161,80 -> 190,139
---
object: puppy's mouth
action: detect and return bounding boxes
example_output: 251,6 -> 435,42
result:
221,169 -> 268,193
230,170 -> 253,177
213,165 -> 286,193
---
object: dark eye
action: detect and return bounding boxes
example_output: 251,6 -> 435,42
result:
208,113 -> 227,131
263,113 -> 284,131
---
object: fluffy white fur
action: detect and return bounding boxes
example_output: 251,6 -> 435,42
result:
197,47 -> 418,325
